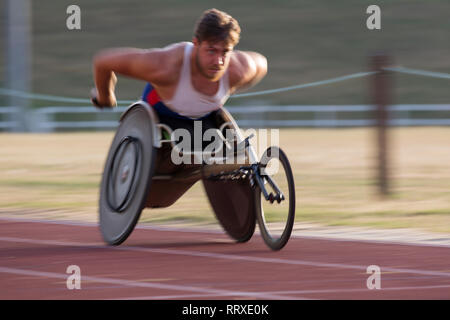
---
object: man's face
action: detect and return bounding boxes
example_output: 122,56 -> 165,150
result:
193,38 -> 234,81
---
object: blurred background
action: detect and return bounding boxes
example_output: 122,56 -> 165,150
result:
0,0 -> 449,234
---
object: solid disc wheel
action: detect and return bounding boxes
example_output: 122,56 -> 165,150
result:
255,146 -> 296,251
202,178 -> 256,243
99,106 -> 156,245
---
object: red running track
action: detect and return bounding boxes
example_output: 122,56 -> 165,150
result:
0,217 -> 449,300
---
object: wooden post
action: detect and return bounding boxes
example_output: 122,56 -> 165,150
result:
371,54 -> 392,197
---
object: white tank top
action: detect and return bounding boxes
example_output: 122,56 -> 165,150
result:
164,42 -> 230,119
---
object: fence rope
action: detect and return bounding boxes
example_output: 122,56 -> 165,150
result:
383,66 -> 450,80
0,66 -> 449,105
231,71 -> 377,98
0,71 -> 376,105
0,88 -> 95,104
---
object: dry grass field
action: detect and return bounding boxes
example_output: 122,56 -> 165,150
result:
0,127 -> 449,233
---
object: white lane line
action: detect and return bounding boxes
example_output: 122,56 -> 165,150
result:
121,245 -> 450,278
113,293 -> 234,300
112,284 -> 450,300
266,284 -> 450,295
125,284 -> 450,299
0,266 -> 301,300
1,216 -> 449,248
1,236 -> 449,279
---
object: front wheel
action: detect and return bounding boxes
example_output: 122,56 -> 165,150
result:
254,146 -> 296,251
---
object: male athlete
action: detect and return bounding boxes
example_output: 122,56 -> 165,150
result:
91,8 -> 267,130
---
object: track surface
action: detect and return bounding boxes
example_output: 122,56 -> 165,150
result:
0,218 -> 449,300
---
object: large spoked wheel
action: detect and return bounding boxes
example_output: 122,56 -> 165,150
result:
255,146 -> 295,251
99,105 -> 156,245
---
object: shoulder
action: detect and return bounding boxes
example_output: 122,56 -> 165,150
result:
229,51 -> 256,78
155,41 -> 188,61
228,50 -> 267,91
143,42 -> 187,85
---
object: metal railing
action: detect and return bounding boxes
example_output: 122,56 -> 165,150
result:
1,104 -> 449,132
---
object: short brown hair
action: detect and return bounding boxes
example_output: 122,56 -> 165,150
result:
194,9 -> 241,46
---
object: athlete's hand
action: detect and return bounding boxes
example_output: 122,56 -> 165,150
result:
90,88 -> 117,109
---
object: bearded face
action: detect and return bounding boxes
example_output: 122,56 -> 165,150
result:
193,38 -> 233,81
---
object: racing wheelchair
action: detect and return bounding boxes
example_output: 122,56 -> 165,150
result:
99,100 -> 296,250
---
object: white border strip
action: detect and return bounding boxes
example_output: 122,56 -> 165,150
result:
0,216 -> 449,248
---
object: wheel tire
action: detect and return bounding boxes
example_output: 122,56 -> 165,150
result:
255,146 -> 296,251
99,105 -> 156,245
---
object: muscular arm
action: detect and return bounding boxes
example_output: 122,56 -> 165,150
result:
229,51 -> 268,94
92,47 -> 174,107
